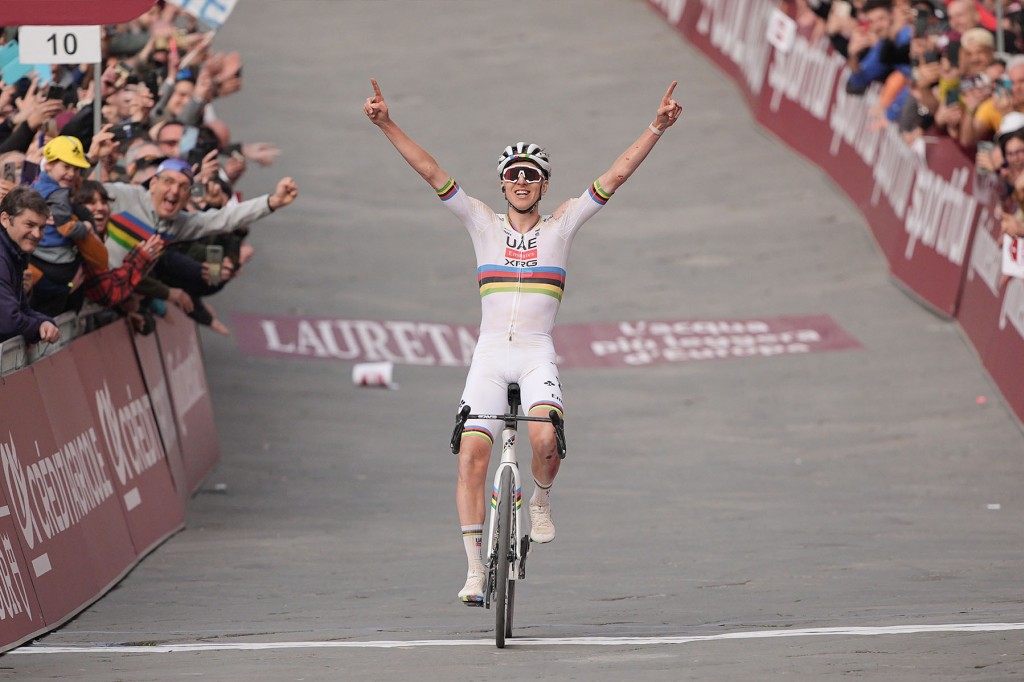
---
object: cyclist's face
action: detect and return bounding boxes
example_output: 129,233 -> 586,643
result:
501,164 -> 547,210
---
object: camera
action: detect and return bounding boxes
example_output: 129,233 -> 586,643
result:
111,122 -> 139,143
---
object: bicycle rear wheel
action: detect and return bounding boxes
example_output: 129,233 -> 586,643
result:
494,467 -> 513,648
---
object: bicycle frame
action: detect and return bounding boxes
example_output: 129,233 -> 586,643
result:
486,424 -> 525,593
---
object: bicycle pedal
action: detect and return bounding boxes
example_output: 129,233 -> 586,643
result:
461,599 -> 484,608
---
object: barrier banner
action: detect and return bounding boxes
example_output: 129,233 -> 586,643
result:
129,324 -> 190,506
647,0 -> 975,316
154,306 -> 220,493
0,482 -> 45,651
957,216 -> 1024,418
0,365 -> 129,625
70,324 -> 185,552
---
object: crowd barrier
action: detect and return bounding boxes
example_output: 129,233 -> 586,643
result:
647,0 -> 1024,425
0,304 -> 220,652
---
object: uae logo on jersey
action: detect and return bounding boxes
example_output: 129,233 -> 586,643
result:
505,233 -> 538,267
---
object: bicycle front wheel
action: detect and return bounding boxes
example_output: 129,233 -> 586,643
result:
494,467 -> 513,648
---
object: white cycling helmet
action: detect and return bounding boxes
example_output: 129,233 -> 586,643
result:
497,142 -> 552,179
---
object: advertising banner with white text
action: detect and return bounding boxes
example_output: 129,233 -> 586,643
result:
70,324 -> 185,552
155,306 -> 220,494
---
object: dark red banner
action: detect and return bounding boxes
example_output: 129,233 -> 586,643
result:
0,365 -> 131,625
1,0 -> 156,25
155,305 -> 220,494
130,324 -> 190,507
70,323 -> 185,554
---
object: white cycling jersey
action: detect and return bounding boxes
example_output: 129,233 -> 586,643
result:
438,177 -> 612,445
437,177 -> 611,342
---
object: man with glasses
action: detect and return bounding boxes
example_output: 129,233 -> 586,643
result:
364,78 -> 682,605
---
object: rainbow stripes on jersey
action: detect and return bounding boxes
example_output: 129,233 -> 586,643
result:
461,426 -> 493,445
491,482 -> 523,510
529,401 -> 563,417
436,177 -> 460,201
477,265 -> 566,301
107,212 -> 166,251
588,179 -> 612,205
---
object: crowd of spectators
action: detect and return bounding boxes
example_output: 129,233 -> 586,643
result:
794,0 -> 1024,250
0,0 -> 298,348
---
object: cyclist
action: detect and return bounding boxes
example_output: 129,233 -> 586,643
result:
364,78 -> 682,604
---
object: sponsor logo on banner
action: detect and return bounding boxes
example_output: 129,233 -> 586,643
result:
768,35 -> 845,121
0,431 -> 114,553
0,529 -> 34,624
165,335 -> 206,436
95,381 -> 165,488
904,166 -> 976,263
696,0 -> 775,94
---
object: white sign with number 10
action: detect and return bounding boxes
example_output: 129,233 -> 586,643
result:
19,26 -> 102,65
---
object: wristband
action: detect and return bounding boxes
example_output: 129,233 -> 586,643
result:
648,123 -> 664,137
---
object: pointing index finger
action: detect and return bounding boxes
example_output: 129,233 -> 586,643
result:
371,78 -> 382,99
663,80 -> 678,102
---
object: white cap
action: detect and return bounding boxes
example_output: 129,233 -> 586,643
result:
997,111 -> 1024,143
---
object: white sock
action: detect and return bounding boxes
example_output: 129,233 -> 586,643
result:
531,479 -> 552,507
461,524 -> 484,572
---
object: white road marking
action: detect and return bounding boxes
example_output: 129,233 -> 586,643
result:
12,622 -> 1024,654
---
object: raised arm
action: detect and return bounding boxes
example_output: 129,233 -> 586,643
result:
364,79 -> 450,191
596,81 -> 682,195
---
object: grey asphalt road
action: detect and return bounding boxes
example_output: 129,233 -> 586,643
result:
7,1 -> 1024,680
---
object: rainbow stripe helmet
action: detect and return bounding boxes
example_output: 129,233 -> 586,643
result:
497,142 -> 551,180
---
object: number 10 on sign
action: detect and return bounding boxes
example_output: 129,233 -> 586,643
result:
18,26 -> 102,65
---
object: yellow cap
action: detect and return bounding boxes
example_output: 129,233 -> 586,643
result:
42,136 -> 90,169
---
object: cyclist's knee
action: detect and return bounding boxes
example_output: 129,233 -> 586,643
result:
458,436 -> 491,473
528,424 -> 557,460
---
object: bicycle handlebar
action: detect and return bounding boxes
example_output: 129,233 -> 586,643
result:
450,404 -> 567,459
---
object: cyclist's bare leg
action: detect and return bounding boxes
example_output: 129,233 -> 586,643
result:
527,415 -> 559,486
456,435 -> 492,525
527,415 -> 559,543
456,435 -> 491,604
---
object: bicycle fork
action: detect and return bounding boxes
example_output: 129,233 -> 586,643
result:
485,427 -> 528,606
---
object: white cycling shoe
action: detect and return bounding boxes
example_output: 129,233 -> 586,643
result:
529,502 -> 555,543
458,567 -> 486,606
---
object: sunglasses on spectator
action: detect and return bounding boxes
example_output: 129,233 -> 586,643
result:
502,165 -> 545,183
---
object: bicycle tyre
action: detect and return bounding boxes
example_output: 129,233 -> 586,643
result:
494,467 -> 513,648
505,580 -> 515,639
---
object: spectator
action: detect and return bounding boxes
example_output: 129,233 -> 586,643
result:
845,0 -> 913,95
28,135 -> 110,316
0,186 -> 59,344
962,51 -> 1024,148
946,0 -> 983,38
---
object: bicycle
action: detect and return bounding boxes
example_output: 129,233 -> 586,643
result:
450,382 -> 566,648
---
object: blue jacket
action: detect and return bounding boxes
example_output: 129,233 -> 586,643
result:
846,26 -> 912,95
0,226 -> 53,343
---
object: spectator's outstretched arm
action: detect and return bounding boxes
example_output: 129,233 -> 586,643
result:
365,79 -> 450,191
175,177 -> 299,242
595,81 -> 682,195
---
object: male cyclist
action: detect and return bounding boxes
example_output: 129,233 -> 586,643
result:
364,78 -> 682,604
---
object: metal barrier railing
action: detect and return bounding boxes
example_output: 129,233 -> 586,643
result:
1,303 -> 115,375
